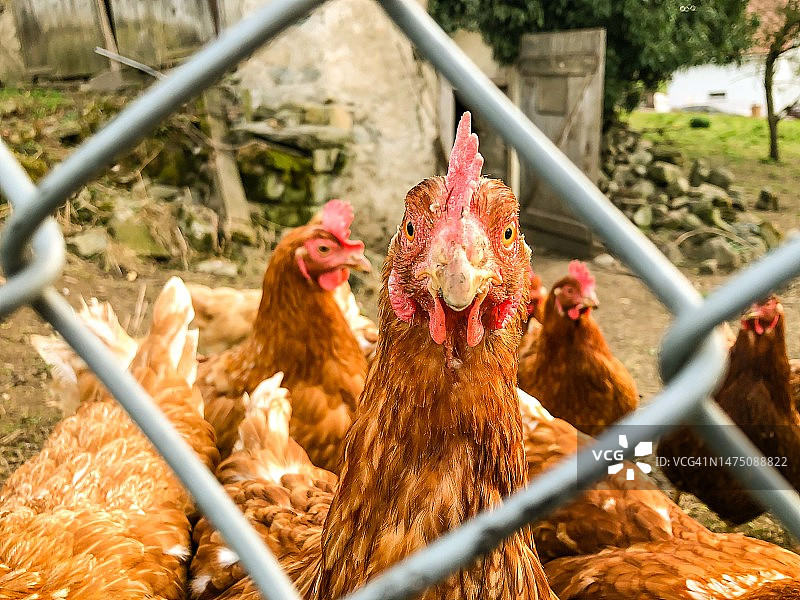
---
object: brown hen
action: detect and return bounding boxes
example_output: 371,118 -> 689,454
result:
190,112 -> 557,600
2,277 -> 219,600
190,374 -> 333,600
197,199 -> 371,471
658,295 -> 800,524
518,261 -> 638,435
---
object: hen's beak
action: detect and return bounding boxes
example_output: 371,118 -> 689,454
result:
744,302 -> 763,321
344,253 -> 372,273
431,246 -> 496,311
582,292 -> 599,310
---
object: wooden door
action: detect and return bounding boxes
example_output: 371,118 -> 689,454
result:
517,28 -> 605,257
11,0 -> 107,78
110,0 -> 215,67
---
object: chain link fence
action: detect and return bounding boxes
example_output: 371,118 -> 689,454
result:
2,1 -> 800,599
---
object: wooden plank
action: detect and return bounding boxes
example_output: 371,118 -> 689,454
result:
11,0 -> 107,78
93,0 -> 123,82
517,28 -> 606,256
0,3 -> 26,83
217,0 -> 245,29
110,0 -> 214,67
203,87 -> 257,245
519,54 -> 599,78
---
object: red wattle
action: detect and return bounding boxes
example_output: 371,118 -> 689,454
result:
491,298 -> 516,330
429,294 -> 446,345
318,268 -> 349,291
568,306 -> 582,320
467,297 -> 485,347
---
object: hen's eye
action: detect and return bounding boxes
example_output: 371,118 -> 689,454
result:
318,245 -> 331,254
502,224 -> 516,247
405,220 -> 415,240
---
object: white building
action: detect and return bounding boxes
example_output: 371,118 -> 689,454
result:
663,48 -> 800,116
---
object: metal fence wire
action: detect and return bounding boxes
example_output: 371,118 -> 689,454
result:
2,0 -> 800,599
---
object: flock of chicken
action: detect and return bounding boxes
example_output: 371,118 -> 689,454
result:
3,112 -> 800,599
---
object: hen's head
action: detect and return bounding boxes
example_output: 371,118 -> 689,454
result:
280,199 -> 371,291
387,112 -> 531,353
550,260 -> 599,321
741,294 -> 783,335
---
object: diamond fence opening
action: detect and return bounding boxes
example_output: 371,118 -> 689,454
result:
1,1 -> 800,599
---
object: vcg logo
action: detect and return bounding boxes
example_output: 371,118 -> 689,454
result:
592,435 -> 653,481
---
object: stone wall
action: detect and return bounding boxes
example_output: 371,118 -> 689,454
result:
225,0 -> 441,251
0,1 -> 25,84
599,125 -> 782,273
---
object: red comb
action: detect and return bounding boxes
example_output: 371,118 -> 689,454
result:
568,260 -> 595,296
320,199 -> 356,245
444,112 -> 484,218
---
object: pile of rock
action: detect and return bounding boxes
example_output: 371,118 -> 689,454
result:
3,89 -> 361,278
233,102 -> 352,228
61,180 -> 247,278
598,126 -> 781,272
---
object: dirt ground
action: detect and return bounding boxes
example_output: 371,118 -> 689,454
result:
1,236 -> 799,548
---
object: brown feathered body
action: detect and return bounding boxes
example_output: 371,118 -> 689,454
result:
190,374 -> 333,600
197,225 -> 368,471
187,281 -> 378,358
518,276 -> 638,436
545,534 -> 800,599
318,238 -> 552,599
517,391 -> 707,561
738,579 -> 800,599
1,278 -> 219,599
188,283 -> 261,355
191,172 -> 557,600
520,392 -> 800,599
658,300 -> 800,524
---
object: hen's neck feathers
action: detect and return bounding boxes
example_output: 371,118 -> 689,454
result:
317,253 -> 552,600
727,317 -> 794,413
361,292 -> 527,484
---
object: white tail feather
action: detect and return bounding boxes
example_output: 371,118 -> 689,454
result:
30,296 -> 136,416
31,334 -> 82,414
77,297 -> 138,367
32,276 -> 200,414
179,329 -> 199,386
149,277 -> 195,374
232,372 -> 289,454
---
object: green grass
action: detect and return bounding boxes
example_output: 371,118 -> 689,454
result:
626,112 -> 800,230
627,111 -> 800,165
0,87 -> 70,116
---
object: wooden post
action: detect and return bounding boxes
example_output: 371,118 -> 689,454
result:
94,0 -> 121,74
203,87 -> 257,245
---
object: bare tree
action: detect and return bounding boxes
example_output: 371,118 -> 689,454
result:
763,1 -> 800,161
